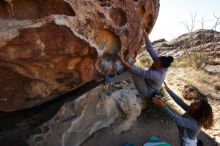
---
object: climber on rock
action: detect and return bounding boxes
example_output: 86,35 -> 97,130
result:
153,82 -> 214,146
106,31 -> 174,98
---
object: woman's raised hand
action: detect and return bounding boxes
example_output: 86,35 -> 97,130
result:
117,51 -> 126,63
163,82 -> 169,90
117,51 -> 132,70
153,97 -> 165,108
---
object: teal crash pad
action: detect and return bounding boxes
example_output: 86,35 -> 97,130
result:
143,136 -> 171,146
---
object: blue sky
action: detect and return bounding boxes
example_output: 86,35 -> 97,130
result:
150,0 -> 220,41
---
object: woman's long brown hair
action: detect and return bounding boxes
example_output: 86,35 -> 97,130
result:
190,99 -> 214,129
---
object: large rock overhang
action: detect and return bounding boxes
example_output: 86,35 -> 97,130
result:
0,0 -> 160,111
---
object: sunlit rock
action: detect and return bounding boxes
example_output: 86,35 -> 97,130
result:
0,0 -> 159,111
27,82 -> 143,146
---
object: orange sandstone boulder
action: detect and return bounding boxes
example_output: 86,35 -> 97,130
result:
0,0 -> 160,111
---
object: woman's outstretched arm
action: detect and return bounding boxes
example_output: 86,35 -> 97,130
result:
118,53 -> 160,80
164,82 -> 189,111
163,106 -> 197,129
153,98 -> 197,129
143,32 -> 159,61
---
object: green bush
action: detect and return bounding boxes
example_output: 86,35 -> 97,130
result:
135,54 -> 152,68
172,52 -> 208,68
161,42 -> 172,47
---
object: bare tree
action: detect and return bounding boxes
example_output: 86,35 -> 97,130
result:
197,16 -> 207,48
181,12 -> 197,33
180,12 -> 197,48
180,12 -> 197,57
179,12 -> 220,69
198,16 -> 206,29
180,12 -> 211,68
212,12 -> 220,31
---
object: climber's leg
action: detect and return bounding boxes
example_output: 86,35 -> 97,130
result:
109,71 -> 131,83
111,71 -> 151,96
107,70 -> 152,97
131,75 -> 152,98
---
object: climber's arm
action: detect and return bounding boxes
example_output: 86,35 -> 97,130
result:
118,53 -> 133,70
153,98 -> 195,129
142,31 -> 159,61
166,89 -> 189,111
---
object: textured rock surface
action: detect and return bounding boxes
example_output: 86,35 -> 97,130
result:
182,84 -> 207,101
138,29 -> 220,74
0,0 -> 160,111
152,29 -> 220,58
27,81 -> 143,146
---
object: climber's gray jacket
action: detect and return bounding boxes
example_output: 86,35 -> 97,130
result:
130,38 -> 167,97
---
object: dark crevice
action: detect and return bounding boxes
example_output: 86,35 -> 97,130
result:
0,78 -> 106,144
109,8 -> 127,27
98,0 -> 111,7
97,11 -> 105,19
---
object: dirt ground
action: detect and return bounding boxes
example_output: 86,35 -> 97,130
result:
82,118 -> 217,146
166,67 -> 220,144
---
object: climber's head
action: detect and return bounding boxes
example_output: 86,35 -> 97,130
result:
188,99 -> 214,129
152,56 -> 174,68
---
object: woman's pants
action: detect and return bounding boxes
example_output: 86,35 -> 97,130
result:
111,71 -> 154,98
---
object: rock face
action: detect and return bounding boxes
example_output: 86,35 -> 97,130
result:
150,29 -> 220,74
152,29 -> 220,58
0,0 -> 160,111
182,84 -> 207,101
27,81 -> 142,146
